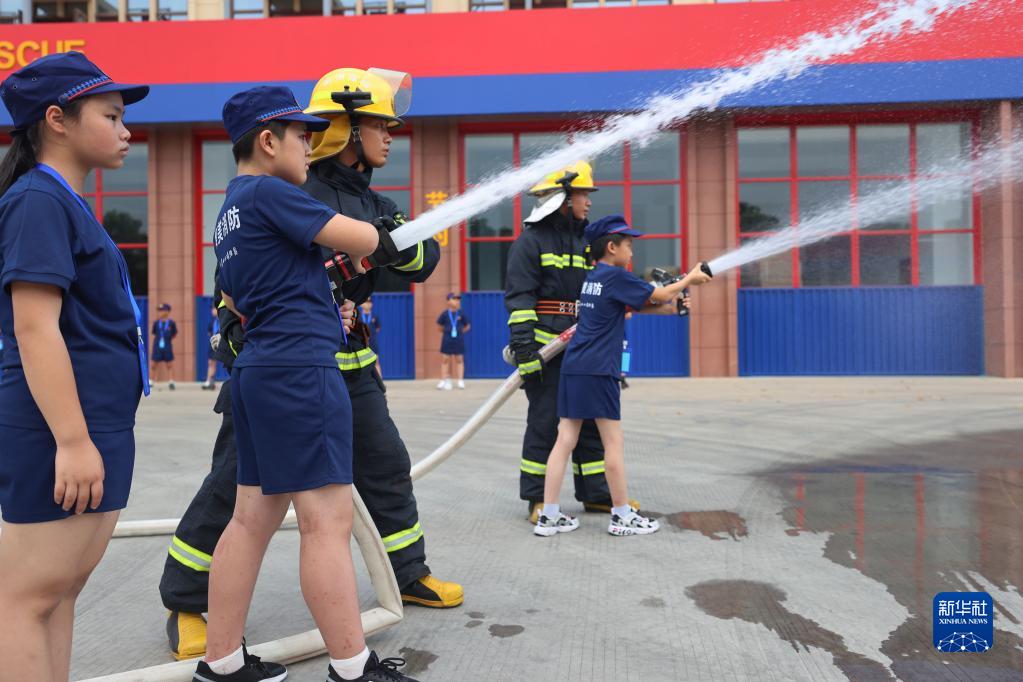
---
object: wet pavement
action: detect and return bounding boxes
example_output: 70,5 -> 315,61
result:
67,377 -> 1022,681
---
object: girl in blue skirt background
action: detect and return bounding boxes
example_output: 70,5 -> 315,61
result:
0,52 -> 149,679
534,215 -> 711,538
436,292 -> 470,390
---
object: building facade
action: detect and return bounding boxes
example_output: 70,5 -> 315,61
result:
1,0 -> 1021,380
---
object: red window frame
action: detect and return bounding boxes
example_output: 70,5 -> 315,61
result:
734,110 -> 982,288
458,121 -> 688,291
192,128 -> 414,296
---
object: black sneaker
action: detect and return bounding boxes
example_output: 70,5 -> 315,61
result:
193,645 -> 287,681
327,651 -> 419,681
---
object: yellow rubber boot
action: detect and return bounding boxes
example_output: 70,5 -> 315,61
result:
583,499 -> 641,514
528,502 -> 543,524
166,610 -> 207,661
401,575 -> 464,608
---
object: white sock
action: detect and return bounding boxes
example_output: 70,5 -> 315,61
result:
207,645 -> 245,675
612,504 -> 633,519
331,647 -> 371,680
542,503 -> 559,519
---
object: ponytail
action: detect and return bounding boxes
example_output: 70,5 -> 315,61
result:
0,128 -> 39,197
0,100 -> 83,197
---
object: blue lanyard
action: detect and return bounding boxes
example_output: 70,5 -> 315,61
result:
36,164 -> 150,397
158,319 -> 170,337
448,310 -> 458,338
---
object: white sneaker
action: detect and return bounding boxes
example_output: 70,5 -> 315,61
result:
609,511 -> 660,536
443,381 -> 453,391
436,380 -> 447,390
534,512 -> 580,537
457,380 -> 465,390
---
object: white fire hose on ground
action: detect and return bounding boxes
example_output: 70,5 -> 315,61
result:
78,328 -> 574,682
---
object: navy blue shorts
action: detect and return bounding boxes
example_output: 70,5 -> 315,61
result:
152,346 -> 174,362
0,425 -> 135,523
558,374 -> 621,421
440,336 -> 465,356
231,366 -> 353,495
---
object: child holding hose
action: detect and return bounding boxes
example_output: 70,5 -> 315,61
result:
534,215 -> 712,537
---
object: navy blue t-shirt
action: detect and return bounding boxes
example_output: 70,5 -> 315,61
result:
561,263 -> 654,377
214,175 -> 340,368
436,310 -> 470,338
0,168 -> 143,432
152,318 -> 177,349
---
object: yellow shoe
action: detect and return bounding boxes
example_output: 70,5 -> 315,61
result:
400,575 -> 464,608
528,502 -> 543,524
166,610 -> 207,661
583,499 -> 641,514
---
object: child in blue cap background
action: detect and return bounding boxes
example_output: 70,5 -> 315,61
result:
534,214 -> 712,538
0,51 -> 149,680
198,85 -> 419,682
151,302 -> 178,390
436,292 -> 470,390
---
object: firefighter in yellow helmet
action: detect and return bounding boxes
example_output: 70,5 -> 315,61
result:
505,162 -> 638,523
302,67 -> 462,610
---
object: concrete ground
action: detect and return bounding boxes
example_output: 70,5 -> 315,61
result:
68,376 -> 1023,681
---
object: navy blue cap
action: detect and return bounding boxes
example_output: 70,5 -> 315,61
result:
447,292 -> 461,300
222,86 -> 329,144
584,214 -> 643,244
0,52 -> 149,133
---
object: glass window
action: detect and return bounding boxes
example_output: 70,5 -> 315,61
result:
738,121 -> 977,289
631,238 -> 679,279
592,143 -> 624,182
919,233 -> 973,285
858,180 -> 910,231
468,200 -> 513,239
202,141 -> 235,191
372,136 -> 411,187
588,185 -> 624,222
857,125 -> 909,176
739,183 -> 790,232
468,242 -> 511,291
800,236 -> 851,287
919,177 -> 972,231
739,128 -> 789,179
465,135 -> 512,184
797,126 -> 849,177
860,234 -> 911,286
127,0 -> 150,20
230,0 -> 265,17
96,0 -> 119,20
519,133 -> 565,168
740,235 -> 792,289
270,0 -> 321,15
798,181 -> 851,228
631,133 -> 679,181
917,123 -> 970,171
157,0 -> 188,19
630,185 -> 679,234
32,0 -> 87,21
86,140 -> 150,294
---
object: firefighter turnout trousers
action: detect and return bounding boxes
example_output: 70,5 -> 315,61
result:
519,353 -> 611,504
159,381 -> 237,613
345,366 -> 429,590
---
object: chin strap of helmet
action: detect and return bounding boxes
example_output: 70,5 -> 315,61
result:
331,88 -> 373,170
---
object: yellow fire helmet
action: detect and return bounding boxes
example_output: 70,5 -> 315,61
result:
527,161 -> 598,197
523,161 -> 598,224
305,67 -> 412,163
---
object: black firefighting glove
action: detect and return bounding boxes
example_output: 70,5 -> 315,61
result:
514,345 -> 544,384
365,216 -> 402,269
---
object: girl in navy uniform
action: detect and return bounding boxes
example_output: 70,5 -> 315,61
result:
0,52 -> 149,680
198,85 -> 419,682
436,292 -> 470,390
533,215 -> 711,538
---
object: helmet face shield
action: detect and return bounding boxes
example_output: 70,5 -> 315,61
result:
368,68 -> 412,118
